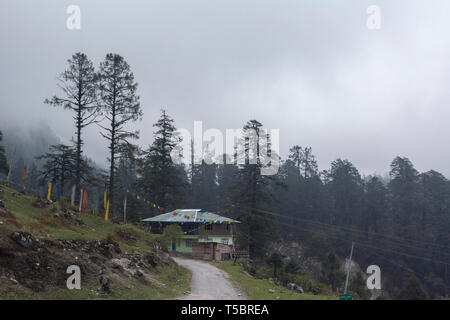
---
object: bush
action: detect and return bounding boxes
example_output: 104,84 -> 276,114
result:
160,224 -> 184,250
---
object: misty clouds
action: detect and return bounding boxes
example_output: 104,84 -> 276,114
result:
1,0 -> 450,176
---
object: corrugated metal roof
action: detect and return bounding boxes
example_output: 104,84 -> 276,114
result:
142,209 -> 240,224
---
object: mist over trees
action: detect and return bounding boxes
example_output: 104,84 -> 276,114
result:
1,51 -> 449,299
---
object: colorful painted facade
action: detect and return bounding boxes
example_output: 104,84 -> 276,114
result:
143,209 -> 240,260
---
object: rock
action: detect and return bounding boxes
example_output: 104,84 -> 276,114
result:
110,258 -> 142,277
10,231 -> 36,250
9,277 -> 18,285
99,276 -> 111,293
145,252 -> 159,267
295,285 -> 304,294
268,289 -> 275,294
287,283 -> 304,294
111,258 -> 131,269
156,251 -> 170,264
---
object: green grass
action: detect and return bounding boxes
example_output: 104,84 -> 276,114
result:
0,265 -> 191,300
214,260 -> 338,300
0,184 -> 191,300
0,185 -> 158,252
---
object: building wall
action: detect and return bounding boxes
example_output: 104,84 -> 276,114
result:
198,235 -> 233,245
198,223 -> 233,237
214,243 -> 233,261
192,242 -> 215,260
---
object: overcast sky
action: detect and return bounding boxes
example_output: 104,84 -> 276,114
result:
1,0 -> 450,176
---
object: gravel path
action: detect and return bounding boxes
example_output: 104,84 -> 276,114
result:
173,257 -> 246,300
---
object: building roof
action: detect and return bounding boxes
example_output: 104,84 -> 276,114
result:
142,209 -> 240,224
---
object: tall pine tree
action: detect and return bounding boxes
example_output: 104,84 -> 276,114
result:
45,53 -> 99,202
138,110 -> 186,211
98,53 -> 142,217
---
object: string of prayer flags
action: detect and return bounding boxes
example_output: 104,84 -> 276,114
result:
119,186 -> 165,213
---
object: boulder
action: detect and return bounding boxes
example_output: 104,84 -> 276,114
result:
111,258 -> 132,270
287,282 -> 304,294
110,258 -> 143,277
268,288 -> 275,294
295,284 -> 304,294
10,232 -> 36,250
156,250 -> 170,264
99,276 -> 111,293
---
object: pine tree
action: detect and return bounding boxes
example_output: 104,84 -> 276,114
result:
328,159 -> 364,226
388,157 -> 421,239
217,153 -> 238,210
349,272 -> 371,300
229,120 -> 279,258
364,176 -> 390,236
189,146 -> 219,211
45,53 -> 99,203
397,275 -> 429,300
267,252 -> 283,278
98,53 -> 142,217
0,130 -> 8,175
137,110 -> 186,210
36,144 -> 78,196
288,145 -> 318,179
321,250 -> 345,292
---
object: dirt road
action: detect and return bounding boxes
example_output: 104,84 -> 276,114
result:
173,257 -> 246,300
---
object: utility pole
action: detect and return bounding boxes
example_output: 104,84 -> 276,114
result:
344,242 -> 355,294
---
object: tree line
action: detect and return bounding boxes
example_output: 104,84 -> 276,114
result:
0,52 -> 448,298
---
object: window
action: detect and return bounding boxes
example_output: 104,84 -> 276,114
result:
185,239 -> 193,248
205,224 -> 213,231
221,238 -> 229,245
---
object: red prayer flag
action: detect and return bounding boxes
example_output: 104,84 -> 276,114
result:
22,166 -> 27,188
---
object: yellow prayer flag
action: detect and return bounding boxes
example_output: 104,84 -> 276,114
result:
105,200 -> 110,221
47,183 -> 52,201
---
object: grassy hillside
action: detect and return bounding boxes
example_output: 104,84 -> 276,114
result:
0,183 -> 191,300
214,260 -> 338,300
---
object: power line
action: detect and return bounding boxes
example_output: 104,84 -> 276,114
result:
271,219 -> 450,267
233,204 -> 450,251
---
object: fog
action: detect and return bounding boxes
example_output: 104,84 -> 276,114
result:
1,0 -> 450,176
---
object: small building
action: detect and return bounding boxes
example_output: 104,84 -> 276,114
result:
143,209 -> 240,261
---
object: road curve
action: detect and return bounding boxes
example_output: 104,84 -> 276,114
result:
173,257 -> 246,300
